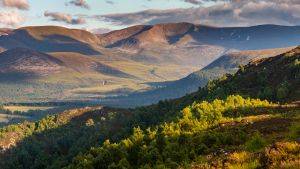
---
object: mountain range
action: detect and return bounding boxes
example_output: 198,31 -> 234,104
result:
0,23 -> 300,104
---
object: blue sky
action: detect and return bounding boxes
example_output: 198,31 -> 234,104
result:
26,0 -> 194,20
1,0 -> 206,30
1,0 -> 300,31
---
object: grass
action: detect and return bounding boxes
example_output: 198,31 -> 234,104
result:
3,105 -> 53,112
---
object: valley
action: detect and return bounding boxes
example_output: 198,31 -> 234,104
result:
0,1 -> 299,168
0,23 -> 300,106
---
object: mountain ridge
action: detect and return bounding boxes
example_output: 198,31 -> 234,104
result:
100,23 -> 300,50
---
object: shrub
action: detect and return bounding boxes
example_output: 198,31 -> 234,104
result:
245,132 -> 267,152
288,122 -> 300,140
260,142 -> 300,168
292,59 -> 300,67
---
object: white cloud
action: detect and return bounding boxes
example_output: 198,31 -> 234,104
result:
0,0 -> 29,10
0,10 -> 24,27
96,0 -> 300,27
67,0 -> 90,9
44,11 -> 86,25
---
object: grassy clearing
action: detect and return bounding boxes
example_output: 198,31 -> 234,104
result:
3,106 -> 54,112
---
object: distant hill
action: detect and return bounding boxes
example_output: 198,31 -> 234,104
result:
203,47 -> 295,70
99,23 -> 300,68
100,23 -> 300,67
0,26 -> 101,55
101,23 -> 300,50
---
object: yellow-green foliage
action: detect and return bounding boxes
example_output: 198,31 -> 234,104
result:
66,95 -> 276,169
261,142 -> 300,168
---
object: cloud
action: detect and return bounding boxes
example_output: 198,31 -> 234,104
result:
147,0 -> 202,5
44,11 -> 86,25
183,0 -> 202,4
0,0 -> 29,10
106,0 -> 114,5
67,0 -> 90,9
0,10 -> 24,27
96,0 -> 300,27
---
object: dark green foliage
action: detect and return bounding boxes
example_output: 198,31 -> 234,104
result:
245,132 -> 267,152
276,81 -> 290,99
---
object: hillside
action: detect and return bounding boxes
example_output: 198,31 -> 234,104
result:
0,26 -> 101,55
0,48 -> 64,78
100,47 -> 292,107
0,46 -> 299,169
203,47 -> 295,70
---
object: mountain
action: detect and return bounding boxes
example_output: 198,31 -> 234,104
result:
0,26 -> 101,55
101,23 -> 300,50
100,23 -> 300,69
0,46 -> 299,169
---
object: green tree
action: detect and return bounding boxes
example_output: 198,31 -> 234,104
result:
276,81 -> 290,100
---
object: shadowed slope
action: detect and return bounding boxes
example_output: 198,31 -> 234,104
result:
0,48 -> 65,79
0,26 -> 101,55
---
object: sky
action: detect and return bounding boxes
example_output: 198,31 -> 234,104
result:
0,0 -> 300,32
